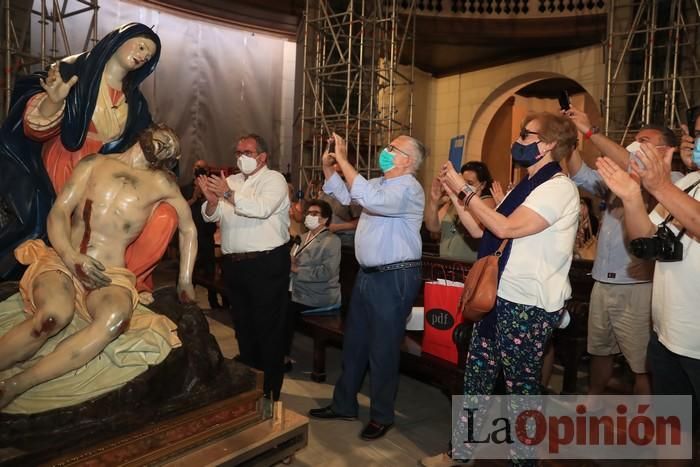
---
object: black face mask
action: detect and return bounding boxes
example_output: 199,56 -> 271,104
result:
510,141 -> 542,168
194,167 -> 208,177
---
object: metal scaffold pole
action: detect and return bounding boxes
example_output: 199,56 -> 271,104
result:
1,0 -> 99,120
297,0 -> 415,192
603,0 -> 700,144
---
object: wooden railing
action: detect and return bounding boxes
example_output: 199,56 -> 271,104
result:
402,0 -> 606,17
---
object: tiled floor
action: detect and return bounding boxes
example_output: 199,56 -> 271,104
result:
199,301 -> 453,467
193,284 -> 612,467
156,259 -> 656,467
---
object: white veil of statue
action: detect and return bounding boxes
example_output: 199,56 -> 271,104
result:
29,0 -> 295,181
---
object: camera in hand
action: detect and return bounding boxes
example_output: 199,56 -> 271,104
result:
194,167 -> 209,177
629,224 -> 683,262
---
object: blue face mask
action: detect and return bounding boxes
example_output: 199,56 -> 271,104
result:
378,148 -> 395,173
510,141 -> 541,168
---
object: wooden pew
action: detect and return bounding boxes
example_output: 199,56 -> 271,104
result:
193,247 -> 594,395
299,247 -> 594,395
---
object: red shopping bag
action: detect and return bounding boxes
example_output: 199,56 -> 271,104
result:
422,279 -> 464,364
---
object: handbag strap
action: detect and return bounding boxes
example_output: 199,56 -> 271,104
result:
493,239 -> 509,257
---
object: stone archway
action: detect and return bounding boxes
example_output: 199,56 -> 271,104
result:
466,72 -> 600,187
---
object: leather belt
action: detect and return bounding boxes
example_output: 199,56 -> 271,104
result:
361,260 -> 422,274
223,245 -> 285,262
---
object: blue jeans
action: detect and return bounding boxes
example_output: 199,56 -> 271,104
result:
331,267 -> 422,424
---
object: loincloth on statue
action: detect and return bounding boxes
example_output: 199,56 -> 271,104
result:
0,240 -> 182,414
16,239 -> 140,322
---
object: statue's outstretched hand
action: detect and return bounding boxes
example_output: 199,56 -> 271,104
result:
65,251 -> 112,290
39,62 -> 78,104
177,282 -> 196,304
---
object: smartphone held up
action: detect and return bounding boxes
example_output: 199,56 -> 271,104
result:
558,90 -> 571,111
326,137 -> 336,165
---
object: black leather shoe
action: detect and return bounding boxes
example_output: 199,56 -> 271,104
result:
360,420 -> 393,440
308,405 -> 357,421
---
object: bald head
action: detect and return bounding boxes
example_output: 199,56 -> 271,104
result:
194,160 -> 207,170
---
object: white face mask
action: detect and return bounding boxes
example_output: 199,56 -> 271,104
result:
626,141 -> 641,156
304,215 -> 321,230
237,155 -> 258,175
625,141 -> 646,171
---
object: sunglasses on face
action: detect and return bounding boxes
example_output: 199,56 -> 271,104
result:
519,128 -> 540,140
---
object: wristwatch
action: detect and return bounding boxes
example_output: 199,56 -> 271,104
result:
223,190 -> 233,200
457,184 -> 474,201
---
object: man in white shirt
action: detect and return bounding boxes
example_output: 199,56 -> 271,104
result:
596,111 -> 700,463
198,134 -> 290,401
564,107 -> 683,398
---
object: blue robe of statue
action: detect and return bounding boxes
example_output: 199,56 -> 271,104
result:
0,23 -> 161,279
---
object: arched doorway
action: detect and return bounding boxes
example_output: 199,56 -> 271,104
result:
466,74 -> 601,189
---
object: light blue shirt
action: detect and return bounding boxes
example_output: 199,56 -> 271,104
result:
323,172 -> 424,268
572,163 -> 653,283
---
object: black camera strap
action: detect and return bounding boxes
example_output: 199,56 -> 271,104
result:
658,178 -> 700,240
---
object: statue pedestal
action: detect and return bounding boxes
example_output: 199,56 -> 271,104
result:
46,402 -> 310,466
166,405 -> 309,467
0,283 -> 265,466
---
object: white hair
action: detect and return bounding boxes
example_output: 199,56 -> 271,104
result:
405,136 -> 425,172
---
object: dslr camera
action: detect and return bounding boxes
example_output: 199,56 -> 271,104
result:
629,224 -> 684,262
194,167 -> 209,178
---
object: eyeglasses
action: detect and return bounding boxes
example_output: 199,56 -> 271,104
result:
234,150 -> 258,158
386,144 -> 411,158
519,128 -> 539,140
306,210 -> 322,217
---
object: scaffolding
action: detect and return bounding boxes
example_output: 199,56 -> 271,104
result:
1,0 -> 99,120
297,0 -> 416,190
604,0 -> 700,144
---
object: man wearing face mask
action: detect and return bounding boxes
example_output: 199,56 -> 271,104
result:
197,134 -> 291,401
307,133 -> 425,441
563,105 -> 680,400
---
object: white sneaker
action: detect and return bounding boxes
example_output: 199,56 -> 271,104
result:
419,452 -> 473,467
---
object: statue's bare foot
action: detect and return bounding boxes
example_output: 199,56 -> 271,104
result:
138,291 -> 154,305
0,379 -> 20,410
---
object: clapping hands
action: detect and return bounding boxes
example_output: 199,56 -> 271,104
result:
595,157 -> 641,202
196,170 -> 230,204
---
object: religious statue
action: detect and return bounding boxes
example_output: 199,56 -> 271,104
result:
0,23 -> 176,295
0,123 -> 197,410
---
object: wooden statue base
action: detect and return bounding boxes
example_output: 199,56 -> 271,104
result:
39,389 -> 268,466
166,404 -> 309,467
37,401 -> 308,467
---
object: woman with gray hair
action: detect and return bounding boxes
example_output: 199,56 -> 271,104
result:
422,112 -> 580,467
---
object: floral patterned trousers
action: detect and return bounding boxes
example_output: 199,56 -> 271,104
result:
456,297 -> 561,466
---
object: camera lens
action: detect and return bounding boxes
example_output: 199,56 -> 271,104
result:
629,237 -> 660,260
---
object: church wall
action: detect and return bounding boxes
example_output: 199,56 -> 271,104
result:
414,44 -> 605,190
